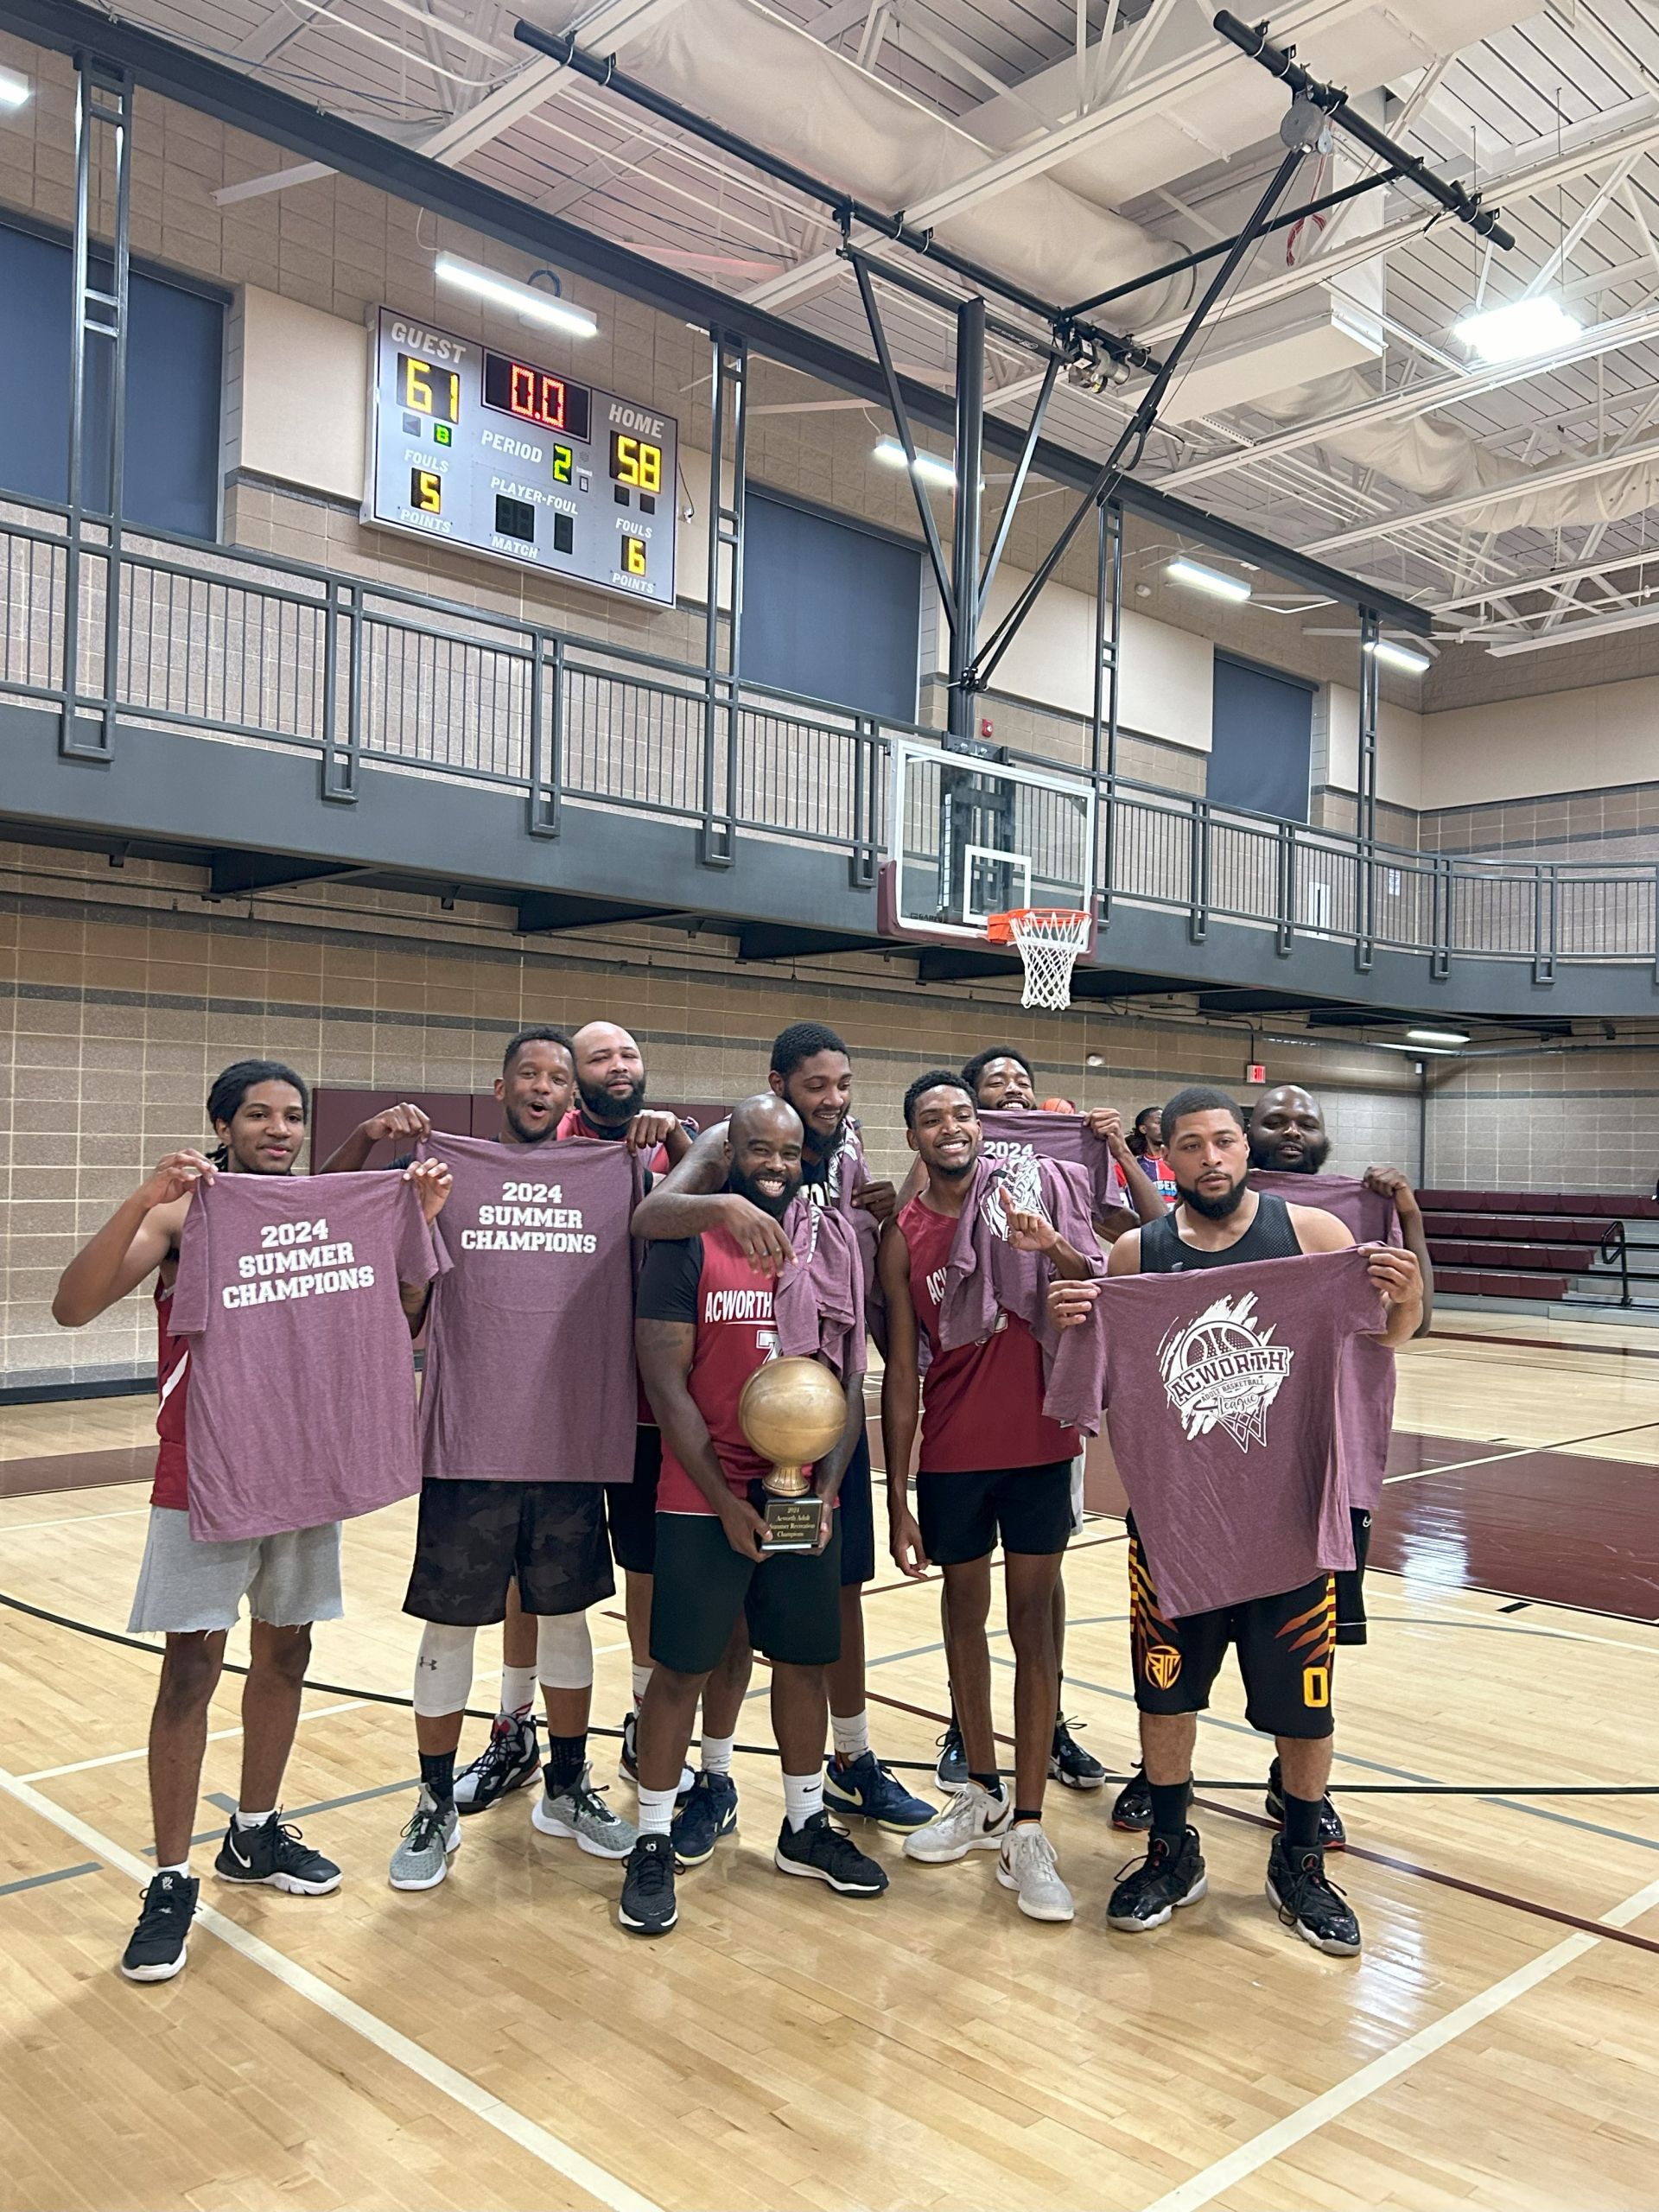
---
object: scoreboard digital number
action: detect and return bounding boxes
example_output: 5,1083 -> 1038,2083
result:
364,308 -> 677,607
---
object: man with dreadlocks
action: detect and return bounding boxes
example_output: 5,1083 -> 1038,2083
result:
54,1059 -> 450,1986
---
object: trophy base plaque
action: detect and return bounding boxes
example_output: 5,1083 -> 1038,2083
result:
761,1492 -> 824,1554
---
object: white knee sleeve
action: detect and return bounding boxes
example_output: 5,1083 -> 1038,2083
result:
412,1621 -> 477,1717
537,1610 -> 594,1692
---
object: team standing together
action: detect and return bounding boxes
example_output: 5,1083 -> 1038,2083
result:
52,1016 -> 1427,1982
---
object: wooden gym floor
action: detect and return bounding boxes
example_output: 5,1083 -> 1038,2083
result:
2,1309 -> 1657,2212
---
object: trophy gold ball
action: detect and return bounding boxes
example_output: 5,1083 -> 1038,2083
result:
739,1357 -> 847,1497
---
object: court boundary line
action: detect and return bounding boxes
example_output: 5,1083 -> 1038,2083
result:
1136,1866 -> 1659,2212
0,1760 -> 665,2212
19,1699 -> 373,1783
1382,1414 -> 1659,1485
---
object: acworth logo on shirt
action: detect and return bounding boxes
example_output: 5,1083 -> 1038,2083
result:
1157,1291 -> 1294,1451
979,1155 -> 1051,1237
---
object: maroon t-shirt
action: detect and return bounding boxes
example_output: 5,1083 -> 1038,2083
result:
418,1133 -> 640,1484
978,1109 -> 1128,1218
1249,1171 -> 1403,1511
638,1224 -> 836,1516
149,1280 -> 191,1510
898,1192 -> 1080,1474
168,1173 -> 442,1542
1045,1248 -> 1386,1614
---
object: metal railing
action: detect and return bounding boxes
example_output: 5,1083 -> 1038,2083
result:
4,493 -> 1658,980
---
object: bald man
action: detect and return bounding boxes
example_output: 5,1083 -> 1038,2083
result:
620,1094 -> 885,1934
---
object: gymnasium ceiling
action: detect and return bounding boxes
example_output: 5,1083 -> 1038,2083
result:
41,0 -> 1659,662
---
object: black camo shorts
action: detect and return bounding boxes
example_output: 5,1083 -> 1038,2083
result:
403,1478 -> 614,1625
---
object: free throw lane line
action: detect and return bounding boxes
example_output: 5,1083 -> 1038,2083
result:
0,1762 -> 664,2212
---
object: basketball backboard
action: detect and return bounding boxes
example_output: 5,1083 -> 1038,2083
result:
878,736 -> 1098,951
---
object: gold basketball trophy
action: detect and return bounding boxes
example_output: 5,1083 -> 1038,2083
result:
738,1357 -> 848,1553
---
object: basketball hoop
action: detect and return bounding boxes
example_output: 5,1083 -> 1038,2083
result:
986,907 -> 1093,1011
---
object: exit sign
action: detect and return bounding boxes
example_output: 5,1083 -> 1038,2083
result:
1246,1062 -> 1266,1084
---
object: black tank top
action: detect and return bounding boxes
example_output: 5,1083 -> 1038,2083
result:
1139,1189 -> 1303,1273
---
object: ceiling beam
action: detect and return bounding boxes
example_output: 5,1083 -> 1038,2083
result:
0,0 -> 1424,632
1305,431 -> 1659,556
745,0 -> 1369,314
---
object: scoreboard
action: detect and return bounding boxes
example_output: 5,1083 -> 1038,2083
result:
363,307 -> 678,608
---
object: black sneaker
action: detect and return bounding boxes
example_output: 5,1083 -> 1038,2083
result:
1050,1716 -> 1106,1790
1110,1764 -> 1153,1831
454,1712 -> 540,1815
618,1832 -> 678,1936
773,1809 -> 889,1896
1267,1836 -> 1362,1956
671,1771 -> 739,1866
934,1718 -> 968,1788
213,1814 -> 341,1894
1265,1758 -> 1346,1849
1106,1827 -> 1207,1932
120,1871 -> 198,1982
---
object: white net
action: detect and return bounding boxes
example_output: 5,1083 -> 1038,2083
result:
1006,908 -> 1092,1010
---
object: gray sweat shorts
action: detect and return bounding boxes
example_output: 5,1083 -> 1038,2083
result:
127,1506 -> 344,1636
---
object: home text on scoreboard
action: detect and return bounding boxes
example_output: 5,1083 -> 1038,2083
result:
363,308 -> 678,607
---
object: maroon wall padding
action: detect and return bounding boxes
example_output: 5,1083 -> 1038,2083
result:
1479,1272 -> 1567,1300
1434,1269 -> 1484,1294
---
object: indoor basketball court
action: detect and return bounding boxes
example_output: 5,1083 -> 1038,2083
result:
3,0 -> 1659,2207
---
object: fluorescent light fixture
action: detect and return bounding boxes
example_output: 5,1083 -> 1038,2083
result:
1453,296 -> 1580,365
434,253 -> 597,338
0,65 -> 29,110
1371,1040 -> 1460,1057
1365,637 -> 1431,676
873,437 -> 956,489
1166,556 -> 1251,604
1406,1027 -> 1469,1046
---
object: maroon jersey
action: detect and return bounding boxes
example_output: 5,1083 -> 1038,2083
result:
898,1193 -> 1079,1473
150,1278 -> 191,1510
638,1224 -> 825,1516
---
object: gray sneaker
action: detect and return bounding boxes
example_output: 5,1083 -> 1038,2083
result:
388,1786 -> 460,1891
531,1764 -> 639,1859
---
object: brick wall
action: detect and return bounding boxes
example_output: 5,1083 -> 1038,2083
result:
1,835 -> 1421,1389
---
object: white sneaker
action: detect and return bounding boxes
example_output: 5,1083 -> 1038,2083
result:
902,1781 -> 1012,1863
996,1823 -> 1075,1923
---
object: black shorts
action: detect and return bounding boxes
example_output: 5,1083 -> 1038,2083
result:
837,1428 -> 875,1589
605,1426 -> 663,1578
404,1479 -> 613,1627
1334,1507 -> 1373,1647
650,1493 -> 842,1675
916,1459 -> 1074,1567
1128,1519 -> 1336,1740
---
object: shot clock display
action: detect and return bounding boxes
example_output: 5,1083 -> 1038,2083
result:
365,307 -> 677,607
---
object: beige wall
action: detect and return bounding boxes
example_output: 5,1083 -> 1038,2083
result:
1325,683 -> 1424,812
1421,677 -> 1659,810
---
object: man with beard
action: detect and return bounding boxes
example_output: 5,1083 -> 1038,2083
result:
938,1046 -> 1162,1796
550,1020 -> 701,1794
627,1022 -> 932,1843
1056,1086 -> 1421,1957
54,1060 -> 449,1981
322,1030 -> 595,1818
882,1073 -> 1098,1923
617,1095 -> 887,1935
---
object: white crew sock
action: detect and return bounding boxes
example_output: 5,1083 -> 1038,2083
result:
157,1859 -> 190,1878
500,1663 -> 537,1717
636,1783 -> 677,1837
830,1709 -> 869,1762
631,1662 -> 652,1709
233,1807 -> 275,1830
782,1770 -> 824,1833
701,1732 -> 735,1777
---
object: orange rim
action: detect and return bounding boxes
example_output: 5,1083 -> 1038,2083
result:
985,906 -> 1090,944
